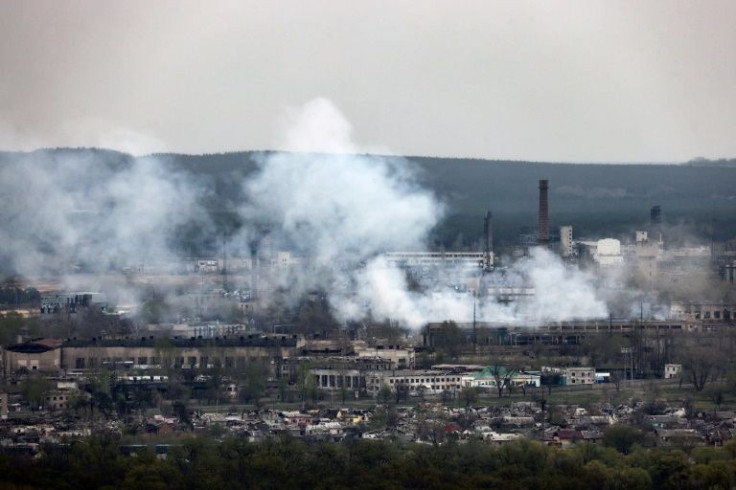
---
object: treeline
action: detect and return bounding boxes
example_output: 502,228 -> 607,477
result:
4,148 -> 736,251
3,432 -> 736,489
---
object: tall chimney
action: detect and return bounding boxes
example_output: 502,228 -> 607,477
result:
650,205 -> 663,243
538,179 -> 549,244
483,211 -> 493,270
650,205 -> 662,226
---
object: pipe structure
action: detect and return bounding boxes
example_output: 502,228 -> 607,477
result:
483,211 -> 493,270
538,179 -> 549,245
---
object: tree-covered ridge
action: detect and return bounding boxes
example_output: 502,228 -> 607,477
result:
3,431 -> 736,489
2,148 -> 735,250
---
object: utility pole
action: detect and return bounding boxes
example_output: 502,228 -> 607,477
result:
472,300 -> 477,354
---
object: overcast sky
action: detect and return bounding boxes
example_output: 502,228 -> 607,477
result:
1,1 -> 735,162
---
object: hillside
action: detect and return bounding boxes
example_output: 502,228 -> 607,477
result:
1,148 -> 734,251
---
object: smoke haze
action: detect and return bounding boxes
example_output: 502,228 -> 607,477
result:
0,150 -> 206,276
0,98 -> 615,328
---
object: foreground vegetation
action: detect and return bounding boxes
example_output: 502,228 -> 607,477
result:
3,431 -> 736,489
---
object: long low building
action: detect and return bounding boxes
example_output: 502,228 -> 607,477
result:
461,368 -> 541,389
382,251 -> 487,269
3,335 -> 306,377
279,356 -> 394,397
424,320 -> 695,348
365,370 -> 465,397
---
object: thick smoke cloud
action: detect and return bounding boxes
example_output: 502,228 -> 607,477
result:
239,99 -> 608,327
237,99 -> 444,314
244,100 -> 441,265
337,248 -> 608,329
0,150 -> 206,276
0,98 -> 612,328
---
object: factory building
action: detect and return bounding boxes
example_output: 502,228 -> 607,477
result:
593,239 -> 624,267
382,251 -> 485,270
4,338 -> 63,374
365,370 -> 465,397
722,262 -> 736,284
40,292 -> 107,315
355,345 -> 415,370
3,335 -> 306,378
461,367 -> 542,389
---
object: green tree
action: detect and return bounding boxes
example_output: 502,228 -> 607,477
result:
296,361 -> 318,405
394,383 -> 409,404
602,425 -> 644,455
460,386 -> 479,408
680,344 -> 726,392
541,372 -> 562,395
377,385 -> 393,405
238,360 -> 269,407
172,400 -> 191,427
706,384 -> 725,411
488,364 -> 516,398
21,376 -> 50,410
615,467 -> 652,490
0,312 -> 39,346
646,449 -> 691,490
436,321 -> 466,360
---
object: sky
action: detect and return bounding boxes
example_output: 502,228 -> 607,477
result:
1,0 -> 735,162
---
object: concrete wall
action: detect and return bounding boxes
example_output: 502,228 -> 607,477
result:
4,349 -> 61,376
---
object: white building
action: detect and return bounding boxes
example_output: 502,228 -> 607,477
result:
563,367 -> 596,385
356,346 -> 415,370
664,364 -> 682,379
365,370 -> 464,397
542,366 -> 596,385
461,370 -> 541,389
594,239 -> 624,267
195,259 -> 219,273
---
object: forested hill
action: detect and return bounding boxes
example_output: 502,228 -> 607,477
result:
411,156 -> 736,247
2,148 -> 734,248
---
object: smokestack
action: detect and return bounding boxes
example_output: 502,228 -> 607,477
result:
650,205 -> 662,226
650,205 -> 663,243
538,179 -> 549,245
483,211 -> 493,270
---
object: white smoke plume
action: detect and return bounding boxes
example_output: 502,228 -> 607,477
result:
0,98 -> 612,328
0,149 -> 207,279
239,98 -> 443,311
239,99 -> 608,328
336,247 -> 608,329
